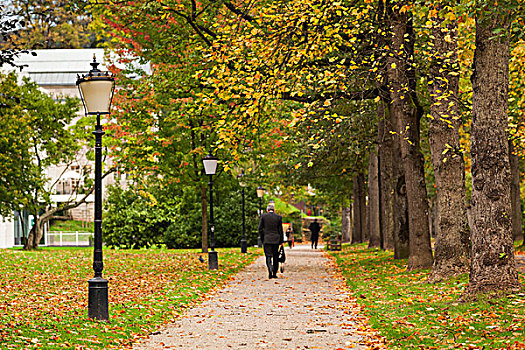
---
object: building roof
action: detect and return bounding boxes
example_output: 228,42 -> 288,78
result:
13,49 -> 149,86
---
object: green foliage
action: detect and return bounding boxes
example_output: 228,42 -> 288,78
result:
273,197 -> 300,216
163,186 -> 203,249
214,185 -> 260,248
0,71 -> 80,218
104,176 -> 261,249
104,186 -> 170,249
323,218 -> 341,241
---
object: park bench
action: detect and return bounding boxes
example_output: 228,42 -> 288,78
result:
327,239 -> 342,251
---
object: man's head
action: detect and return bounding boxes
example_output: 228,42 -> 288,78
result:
314,218 -> 317,222
267,203 -> 275,212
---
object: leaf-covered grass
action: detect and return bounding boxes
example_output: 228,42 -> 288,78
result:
0,247 -> 260,349
329,244 -> 525,349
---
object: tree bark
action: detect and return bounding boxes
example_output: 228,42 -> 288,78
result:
509,140 -> 523,242
429,198 -> 438,238
341,204 -> 352,243
387,3 -> 433,269
352,173 -> 365,244
379,115 -> 395,251
368,151 -> 381,248
359,172 -> 366,243
392,157 -> 409,259
468,8 -> 520,295
364,184 -> 369,243
201,185 -> 209,253
427,7 -> 470,282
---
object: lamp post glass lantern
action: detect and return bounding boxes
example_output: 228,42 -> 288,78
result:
77,54 -> 115,321
238,170 -> 247,253
256,186 -> 264,247
203,152 -> 219,270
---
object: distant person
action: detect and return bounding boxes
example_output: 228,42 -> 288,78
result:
259,203 -> 284,279
309,219 -> 321,249
286,226 -> 293,249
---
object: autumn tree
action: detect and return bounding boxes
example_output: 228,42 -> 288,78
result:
368,147 -> 381,248
426,3 -> 470,282
508,19 -> 525,244
467,1 -> 521,295
0,73 -> 37,217
0,4 -> 36,68
385,0 -> 433,269
93,0 -> 267,252
0,72 -> 87,249
3,0 -> 97,49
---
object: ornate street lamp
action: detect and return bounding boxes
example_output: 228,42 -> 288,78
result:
237,170 -> 247,253
256,186 -> 265,247
202,151 -> 219,270
77,54 -> 115,321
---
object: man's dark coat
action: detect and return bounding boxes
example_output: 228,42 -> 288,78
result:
309,221 -> 321,240
259,212 -> 284,245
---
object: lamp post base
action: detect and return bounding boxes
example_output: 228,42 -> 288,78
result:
241,239 -> 247,253
88,277 -> 109,321
208,250 -> 219,270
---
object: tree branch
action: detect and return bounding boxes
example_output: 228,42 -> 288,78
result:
39,167 -> 117,223
222,1 -> 254,22
280,88 -> 379,103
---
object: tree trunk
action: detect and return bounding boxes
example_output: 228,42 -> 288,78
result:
341,204 -> 352,243
389,102 -> 409,258
201,185 -> 209,253
379,115 -> 395,251
368,151 -> 381,248
352,175 -> 362,244
375,0 -> 394,252
467,8 -> 520,295
359,172 -> 366,243
364,186 -> 369,243
509,140 -> 523,242
24,213 -> 43,250
427,7 -> 470,282
429,198 -> 438,238
25,224 -> 36,250
388,4 -> 433,269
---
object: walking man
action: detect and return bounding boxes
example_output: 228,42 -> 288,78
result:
309,218 -> 321,249
259,203 -> 284,279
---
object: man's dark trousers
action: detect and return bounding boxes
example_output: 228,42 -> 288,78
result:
264,244 -> 280,277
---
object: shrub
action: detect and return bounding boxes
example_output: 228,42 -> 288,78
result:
163,186 -> 202,249
104,178 -> 262,249
104,187 -> 171,249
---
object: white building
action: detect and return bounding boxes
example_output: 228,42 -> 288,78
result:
0,49 -> 144,247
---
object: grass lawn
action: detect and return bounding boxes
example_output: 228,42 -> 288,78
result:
0,247 -> 260,349
329,244 -> 525,350
49,220 -> 93,233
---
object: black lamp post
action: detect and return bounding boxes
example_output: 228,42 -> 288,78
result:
77,55 -> 115,321
203,152 -> 219,270
256,186 -> 264,247
237,170 -> 247,253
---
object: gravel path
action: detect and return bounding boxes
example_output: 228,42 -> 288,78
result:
516,254 -> 525,273
133,245 -> 372,350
